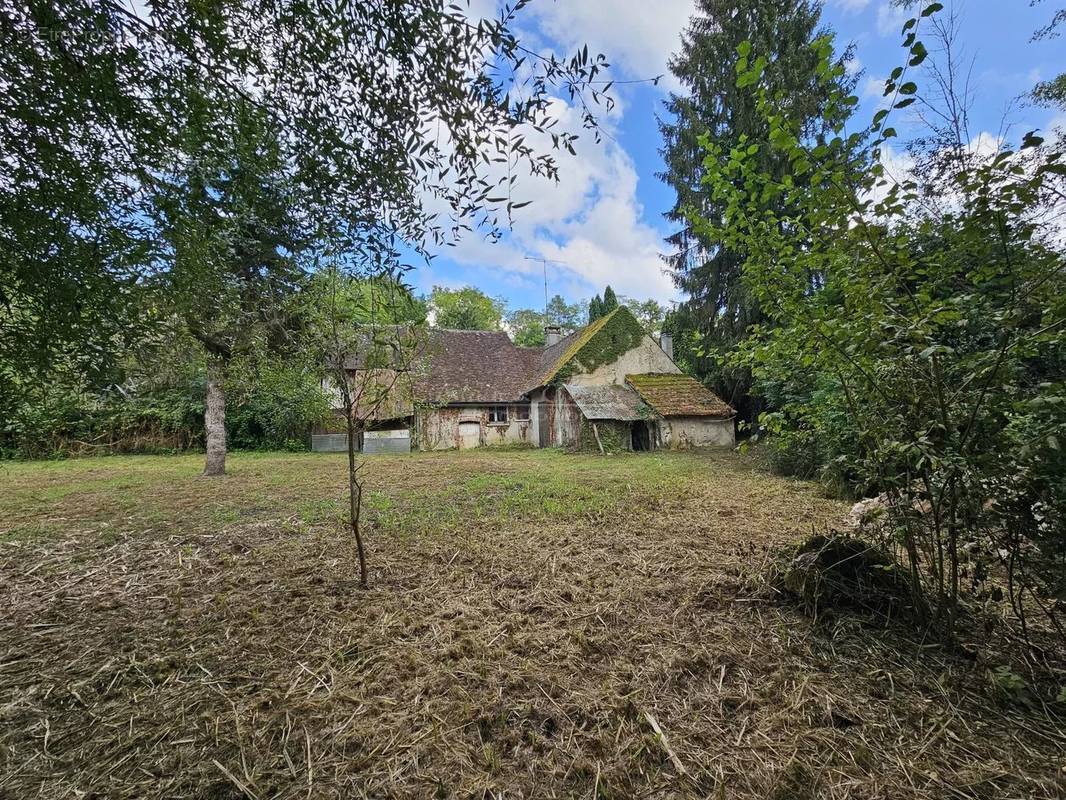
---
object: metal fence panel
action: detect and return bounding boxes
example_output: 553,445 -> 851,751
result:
362,429 -> 411,455
311,434 -> 349,453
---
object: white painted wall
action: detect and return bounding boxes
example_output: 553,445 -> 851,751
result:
566,334 -> 680,387
661,417 -> 735,448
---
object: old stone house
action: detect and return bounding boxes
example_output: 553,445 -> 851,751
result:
317,306 -> 735,452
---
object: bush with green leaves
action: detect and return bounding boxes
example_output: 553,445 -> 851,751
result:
226,362 -> 331,452
1,376 -> 205,459
694,5 -> 1066,649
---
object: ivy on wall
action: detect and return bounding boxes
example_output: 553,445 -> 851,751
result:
575,419 -> 630,453
552,307 -> 646,385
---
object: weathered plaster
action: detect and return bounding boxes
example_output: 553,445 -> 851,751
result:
660,416 -> 735,449
566,335 -> 679,387
417,405 -> 532,450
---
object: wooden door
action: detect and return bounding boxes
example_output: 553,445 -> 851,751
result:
458,421 -> 481,449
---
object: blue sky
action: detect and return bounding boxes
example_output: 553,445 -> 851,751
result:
415,0 -> 1064,315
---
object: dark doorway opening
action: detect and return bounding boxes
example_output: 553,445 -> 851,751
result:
631,421 -> 650,451
537,402 -> 550,448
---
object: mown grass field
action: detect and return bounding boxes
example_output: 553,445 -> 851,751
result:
1,449 -> 1063,799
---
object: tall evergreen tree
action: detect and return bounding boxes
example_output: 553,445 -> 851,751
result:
658,0 -> 853,422
601,285 -> 618,314
588,294 -> 603,323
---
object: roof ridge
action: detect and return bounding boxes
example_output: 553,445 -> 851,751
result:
431,327 -> 512,335
534,307 -> 624,388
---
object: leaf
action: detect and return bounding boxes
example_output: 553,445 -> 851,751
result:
899,81 -> 917,95
1021,131 -> 1044,149
921,2 -> 944,16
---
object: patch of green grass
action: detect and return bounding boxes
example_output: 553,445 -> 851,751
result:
1,522 -> 56,542
0,448 -> 754,542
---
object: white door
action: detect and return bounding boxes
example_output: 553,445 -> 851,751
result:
458,421 -> 481,449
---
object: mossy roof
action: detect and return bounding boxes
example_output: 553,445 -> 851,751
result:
625,373 -> 734,418
533,307 -> 621,388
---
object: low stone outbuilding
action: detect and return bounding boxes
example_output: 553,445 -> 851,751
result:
626,373 -> 735,448
560,383 -> 655,452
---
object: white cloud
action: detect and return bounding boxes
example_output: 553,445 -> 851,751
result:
434,98 -> 676,303
832,0 -> 872,11
863,75 -> 886,99
413,2 -> 688,307
876,3 -> 909,37
529,0 -> 695,90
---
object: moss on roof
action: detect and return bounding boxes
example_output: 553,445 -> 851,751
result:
626,373 -> 734,418
538,307 -> 645,386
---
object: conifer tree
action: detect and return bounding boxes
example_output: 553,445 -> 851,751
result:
601,285 -> 618,314
658,0 -> 853,420
588,294 -> 603,323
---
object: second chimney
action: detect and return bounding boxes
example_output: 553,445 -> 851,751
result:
659,332 -> 674,361
544,325 -> 562,347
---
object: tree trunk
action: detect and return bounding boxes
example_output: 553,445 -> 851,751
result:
345,410 -> 368,587
203,360 -> 227,476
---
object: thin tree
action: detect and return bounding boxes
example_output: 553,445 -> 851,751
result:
309,255 -> 426,587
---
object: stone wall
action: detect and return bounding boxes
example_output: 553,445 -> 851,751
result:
416,405 -> 533,450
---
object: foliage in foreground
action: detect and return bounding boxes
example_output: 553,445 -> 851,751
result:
659,0 -> 855,423
694,6 -> 1066,649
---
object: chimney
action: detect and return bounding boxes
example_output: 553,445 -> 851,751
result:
659,332 -> 674,361
544,325 -> 562,347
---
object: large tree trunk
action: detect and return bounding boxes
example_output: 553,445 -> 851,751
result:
203,360 -> 227,476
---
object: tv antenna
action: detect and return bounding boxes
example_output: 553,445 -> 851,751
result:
524,256 -> 569,318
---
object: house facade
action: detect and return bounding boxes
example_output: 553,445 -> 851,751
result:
318,306 -> 735,453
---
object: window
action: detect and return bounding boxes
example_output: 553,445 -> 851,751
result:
488,406 -> 508,424
512,405 -> 530,421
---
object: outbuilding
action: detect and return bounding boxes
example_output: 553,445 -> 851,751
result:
625,373 -> 736,449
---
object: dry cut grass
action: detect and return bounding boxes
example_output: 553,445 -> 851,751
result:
0,449 -> 1063,799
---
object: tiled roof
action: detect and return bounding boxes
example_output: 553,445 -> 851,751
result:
415,329 -> 544,403
626,373 -> 734,418
563,383 -> 650,421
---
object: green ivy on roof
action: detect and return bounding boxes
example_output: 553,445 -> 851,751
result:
539,307 -> 646,386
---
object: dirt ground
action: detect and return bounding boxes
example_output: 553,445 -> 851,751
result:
0,449 -> 1063,799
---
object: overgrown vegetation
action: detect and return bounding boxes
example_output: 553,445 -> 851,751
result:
1,450 -> 1061,799
551,307 -> 647,384
695,5 -> 1066,653
576,419 -> 630,453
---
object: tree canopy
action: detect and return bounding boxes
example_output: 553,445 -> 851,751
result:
695,7 -> 1066,646
0,0 -> 613,416
658,0 -> 854,422
429,286 -> 506,331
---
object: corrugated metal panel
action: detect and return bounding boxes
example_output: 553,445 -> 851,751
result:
363,429 -> 411,454
311,433 -> 349,452
563,383 -> 647,421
